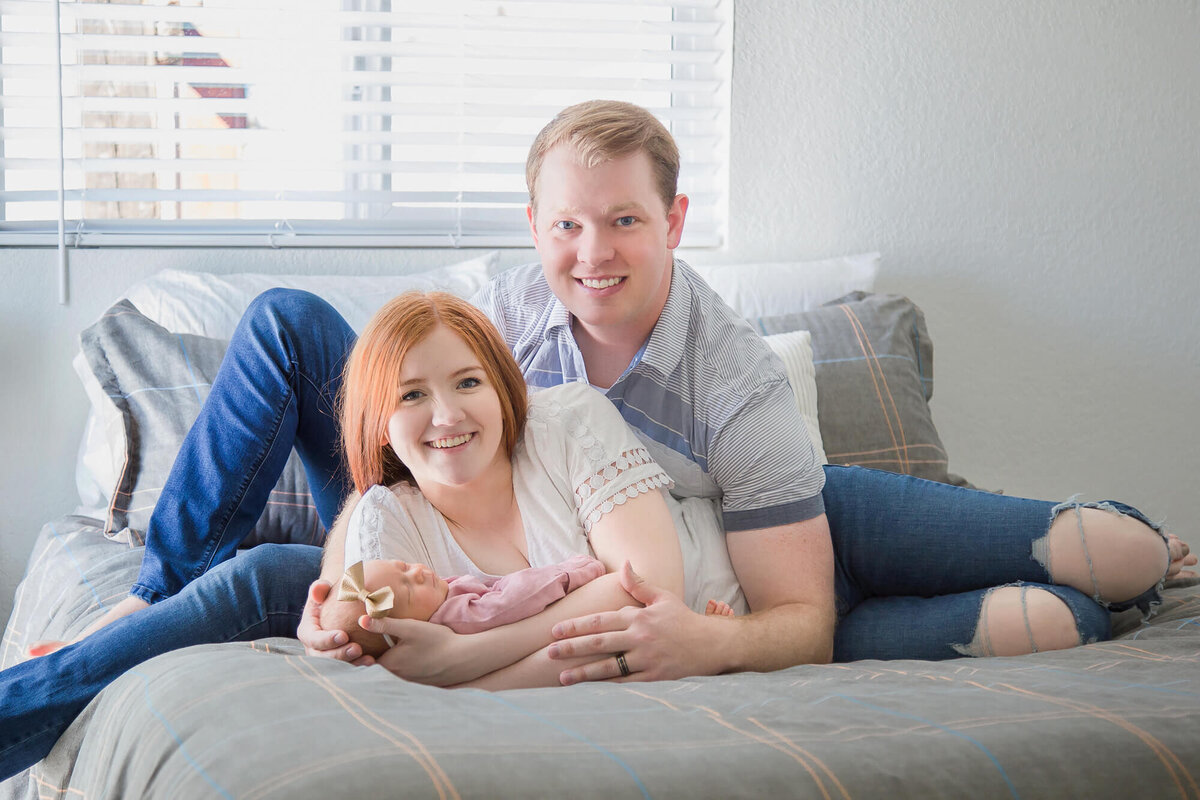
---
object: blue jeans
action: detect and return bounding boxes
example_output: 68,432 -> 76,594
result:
823,465 -> 1163,662
0,544 -> 321,781
1,289 -> 347,780
131,289 -> 358,604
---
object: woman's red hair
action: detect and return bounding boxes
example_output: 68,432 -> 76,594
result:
338,291 -> 527,494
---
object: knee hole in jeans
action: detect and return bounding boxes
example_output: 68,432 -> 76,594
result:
1034,504 -> 1169,606
954,586 -> 1080,658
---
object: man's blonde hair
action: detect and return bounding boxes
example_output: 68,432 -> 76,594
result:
526,100 -> 680,213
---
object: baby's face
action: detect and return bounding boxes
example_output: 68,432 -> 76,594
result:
362,560 -> 450,623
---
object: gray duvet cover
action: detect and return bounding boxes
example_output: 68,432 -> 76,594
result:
4,516 -> 1199,799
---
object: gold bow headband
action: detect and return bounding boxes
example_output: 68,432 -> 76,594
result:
338,561 -> 395,619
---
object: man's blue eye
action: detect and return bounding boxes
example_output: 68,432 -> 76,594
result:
616,216 -> 636,226
555,220 -> 577,230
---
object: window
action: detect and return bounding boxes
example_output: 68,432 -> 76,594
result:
0,0 -> 731,248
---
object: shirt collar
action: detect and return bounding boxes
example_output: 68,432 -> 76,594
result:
542,257 -> 692,378
544,292 -> 573,339
635,258 -> 690,378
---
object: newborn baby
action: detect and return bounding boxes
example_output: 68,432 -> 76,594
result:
323,554 -> 606,657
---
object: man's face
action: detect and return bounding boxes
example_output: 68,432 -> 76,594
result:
527,145 -> 687,342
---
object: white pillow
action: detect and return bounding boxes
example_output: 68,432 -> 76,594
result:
691,252 -> 880,319
763,330 -> 826,465
122,251 -> 498,339
73,349 -> 125,516
76,253 -> 499,510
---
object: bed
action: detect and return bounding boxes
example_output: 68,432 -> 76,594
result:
4,255 -> 1198,799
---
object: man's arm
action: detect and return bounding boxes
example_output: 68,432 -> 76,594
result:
714,514 -> 836,670
548,514 -> 835,682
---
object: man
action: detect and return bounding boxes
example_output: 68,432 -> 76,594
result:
304,100 -> 837,681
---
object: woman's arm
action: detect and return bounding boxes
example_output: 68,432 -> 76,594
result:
317,489 -> 361,582
367,568 -> 640,685
455,644 -> 599,691
367,486 -> 684,686
295,491 -> 363,660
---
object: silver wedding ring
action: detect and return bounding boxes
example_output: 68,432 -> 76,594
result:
615,652 -> 631,677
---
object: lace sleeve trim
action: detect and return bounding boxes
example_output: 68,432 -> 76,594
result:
349,487 -> 387,563
578,457 -> 673,534
530,390 -> 674,534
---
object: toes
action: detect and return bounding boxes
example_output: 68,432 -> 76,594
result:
1166,535 -> 1192,565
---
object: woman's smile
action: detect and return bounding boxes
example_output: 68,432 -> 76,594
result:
385,323 -> 508,491
427,432 -> 475,450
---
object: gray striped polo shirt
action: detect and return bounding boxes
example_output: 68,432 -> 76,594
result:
472,259 -> 825,532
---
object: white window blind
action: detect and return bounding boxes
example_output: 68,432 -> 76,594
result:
0,0 -> 732,248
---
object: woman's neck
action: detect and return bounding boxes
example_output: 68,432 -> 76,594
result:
420,451 -> 513,529
418,455 -> 529,572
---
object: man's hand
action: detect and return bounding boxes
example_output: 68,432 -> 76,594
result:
297,580 -> 370,664
547,562 -> 719,684
362,616 -> 476,686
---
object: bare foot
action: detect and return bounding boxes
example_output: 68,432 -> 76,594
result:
26,595 -> 149,658
26,641 -> 67,657
1166,534 -> 1198,580
705,599 -> 735,617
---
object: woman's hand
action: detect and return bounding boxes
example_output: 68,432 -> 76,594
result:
364,617 -> 481,686
296,580 -> 371,665
547,562 -> 721,684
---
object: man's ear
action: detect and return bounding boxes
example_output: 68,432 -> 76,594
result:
526,205 -> 539,247
666,194 -> 689,250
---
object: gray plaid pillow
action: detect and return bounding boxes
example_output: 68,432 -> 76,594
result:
79,300 -> 326,547
752,292 -> 968,486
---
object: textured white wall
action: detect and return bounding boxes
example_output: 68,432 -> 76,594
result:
1,1 -> 1197,625
725,1 -> 1199,545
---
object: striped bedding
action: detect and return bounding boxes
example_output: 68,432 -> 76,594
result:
4,516 -> 1200,799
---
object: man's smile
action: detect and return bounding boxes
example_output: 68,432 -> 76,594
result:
578,276 -> 625,290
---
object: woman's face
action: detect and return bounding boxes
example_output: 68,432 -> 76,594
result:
384,323 -> 507,492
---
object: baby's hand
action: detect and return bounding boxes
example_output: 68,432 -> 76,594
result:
704,599 -> 735,617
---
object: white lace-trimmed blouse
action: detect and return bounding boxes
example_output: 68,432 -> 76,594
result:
347,381 -> 748,615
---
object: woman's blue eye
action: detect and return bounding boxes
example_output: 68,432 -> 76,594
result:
554,220 -> 577,231
401,390 -> 423,402
616,216 -> 636,226
459,377 -> 481,389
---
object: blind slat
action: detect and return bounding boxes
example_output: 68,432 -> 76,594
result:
0,0 -> 731,249
28,2 -> 722,38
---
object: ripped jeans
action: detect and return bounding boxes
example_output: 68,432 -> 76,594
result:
822,465 -> 1168,662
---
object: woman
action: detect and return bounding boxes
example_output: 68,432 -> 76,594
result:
313,291 -> 757,687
